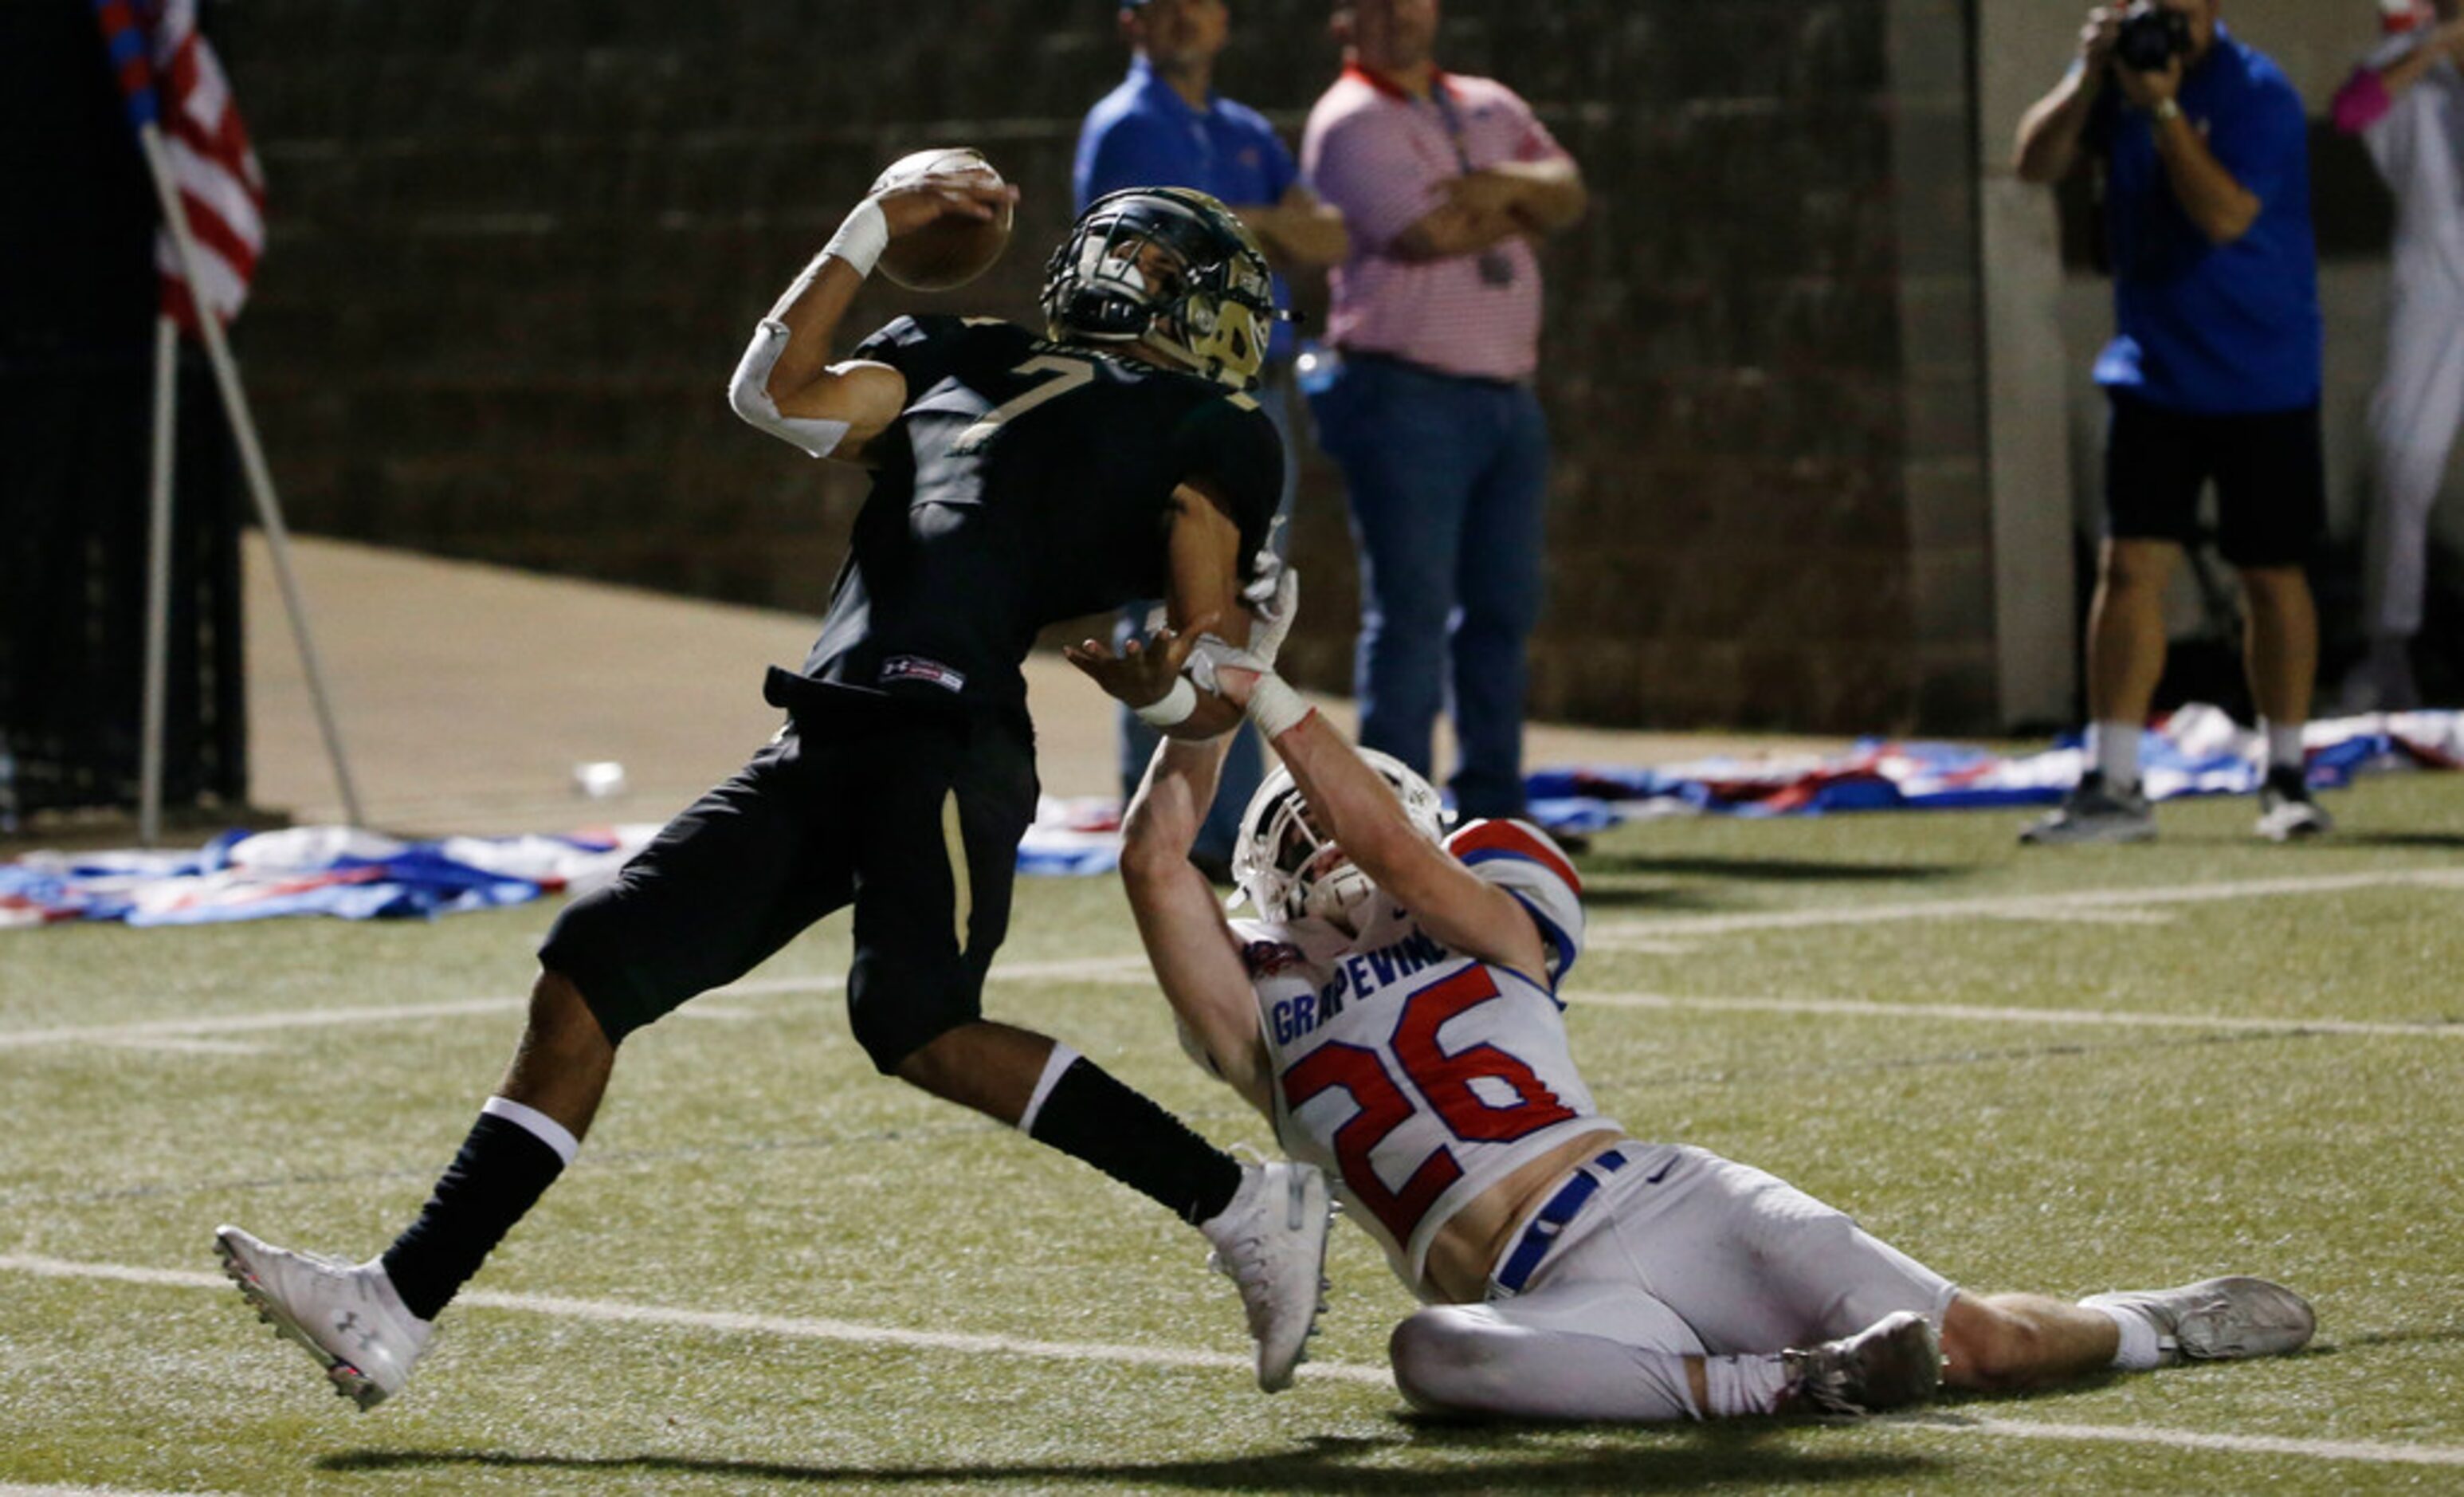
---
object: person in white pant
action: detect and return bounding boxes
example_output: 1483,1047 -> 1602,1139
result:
2336,0 -> 2464,710
1069,580 -> 2318,1422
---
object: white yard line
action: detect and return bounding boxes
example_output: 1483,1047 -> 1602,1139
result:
1590,867 -> 2464,946
0,1252 -> 1379,1387
6,1253 -> 2461,1470
0,955 -> 1153,1052
1579,990 -> 2464,1039
0,996 -> 522,1051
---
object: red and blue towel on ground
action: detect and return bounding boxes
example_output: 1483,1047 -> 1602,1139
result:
6,706 -> 2458,929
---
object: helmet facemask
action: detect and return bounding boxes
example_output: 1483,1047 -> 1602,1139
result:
1042,188 -> 1277,389
1231,752 -> 1447,932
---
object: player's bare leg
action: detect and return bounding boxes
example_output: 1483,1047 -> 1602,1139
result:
1940,1291 -> 2123,1391
495,969 -> 618,1138
1944,1279 -> 2314,1389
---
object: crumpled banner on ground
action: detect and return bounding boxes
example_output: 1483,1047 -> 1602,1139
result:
7,708 -> 2458,926
1524,705 -> 2464,833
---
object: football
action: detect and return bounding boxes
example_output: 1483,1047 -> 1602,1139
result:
869,147 -> 1014,293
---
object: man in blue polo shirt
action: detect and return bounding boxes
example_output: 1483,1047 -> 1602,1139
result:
2014,1 -> 2331,845
1077,0 -> 1348,879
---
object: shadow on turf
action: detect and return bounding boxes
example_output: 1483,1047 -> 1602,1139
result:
320,1427 -> 1935,1491
1571,857 -> 1972,910
2333,830 -> 2464,850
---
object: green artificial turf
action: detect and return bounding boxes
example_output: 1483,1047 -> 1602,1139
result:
2,772 -> 2459,1494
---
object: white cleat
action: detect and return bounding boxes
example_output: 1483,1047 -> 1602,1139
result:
2081,1275 -> 2317,1365
1199,1160 -> 1332,1393
214,1224 -> 433,1410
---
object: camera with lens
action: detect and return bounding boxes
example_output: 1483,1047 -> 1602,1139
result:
2113,1 -> 2192,73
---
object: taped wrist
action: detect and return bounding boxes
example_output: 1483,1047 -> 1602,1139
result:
822,197 -> 889,278
1133,675 -> 1199,729
1245,672 -> 1311,740
1185,634 -> 1270,694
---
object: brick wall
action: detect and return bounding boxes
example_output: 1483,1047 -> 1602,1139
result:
222,0 -> 1981,733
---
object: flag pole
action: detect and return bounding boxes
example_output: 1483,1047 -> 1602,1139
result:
139,311 -> 179,846
131,120 -> 366,829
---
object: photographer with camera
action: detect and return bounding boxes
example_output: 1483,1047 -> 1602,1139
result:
2014,2 -> 2331,845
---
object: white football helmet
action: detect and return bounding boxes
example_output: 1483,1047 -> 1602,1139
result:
1231,750 -> 1446,925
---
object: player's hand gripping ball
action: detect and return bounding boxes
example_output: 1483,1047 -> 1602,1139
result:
869,147 -> 1015,293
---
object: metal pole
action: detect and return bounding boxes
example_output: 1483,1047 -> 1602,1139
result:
139,312 -> 179,846
133,120 -> 366,828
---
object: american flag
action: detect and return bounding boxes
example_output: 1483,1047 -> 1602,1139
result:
91,0 -> 267,329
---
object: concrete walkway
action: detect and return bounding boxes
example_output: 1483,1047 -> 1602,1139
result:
246,535 -> 1842,839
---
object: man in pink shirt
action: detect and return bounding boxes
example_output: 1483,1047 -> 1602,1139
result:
1301,0 -> 1586,825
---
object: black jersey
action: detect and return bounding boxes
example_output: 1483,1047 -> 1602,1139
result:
766,315 -> 1283,720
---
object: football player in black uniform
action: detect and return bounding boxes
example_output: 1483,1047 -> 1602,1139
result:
214,172 -> 1335,1409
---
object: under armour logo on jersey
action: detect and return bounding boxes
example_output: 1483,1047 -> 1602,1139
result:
881,656 -> 967,693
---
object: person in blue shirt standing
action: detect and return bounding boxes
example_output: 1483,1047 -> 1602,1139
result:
1077,0 -> 1348,879
2015,1 -> 2333,845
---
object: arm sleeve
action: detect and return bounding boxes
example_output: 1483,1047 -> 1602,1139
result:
1446,819 -> 1585,986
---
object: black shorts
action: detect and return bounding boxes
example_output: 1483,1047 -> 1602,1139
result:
2103,391 -> 2325,568
539,698 -> 1038,1072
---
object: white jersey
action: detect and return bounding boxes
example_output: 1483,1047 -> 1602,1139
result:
2359,35 -> 2464,298
1228,819 -> 1615,1295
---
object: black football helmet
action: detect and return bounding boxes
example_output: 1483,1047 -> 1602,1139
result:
1041,187 -> 1277,389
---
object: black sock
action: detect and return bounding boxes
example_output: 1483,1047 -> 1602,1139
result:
1026,1058 -> 1242,1224
380,1112 -> 566,1321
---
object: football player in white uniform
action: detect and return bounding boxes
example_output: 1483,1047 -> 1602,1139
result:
1072,581 -> 2319,1420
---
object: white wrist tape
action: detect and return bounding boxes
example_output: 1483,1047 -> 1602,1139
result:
822,197 -> 889,278
1133,675 -> 1200,729
1245,673 -> 1312,740
726,320 -> 853,458
1186,634 -> 1270,695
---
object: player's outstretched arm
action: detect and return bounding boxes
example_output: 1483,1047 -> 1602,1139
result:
1115,733 -> 1277,1114
726,173 -> 1016,464
1258,709 -> 1548,977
